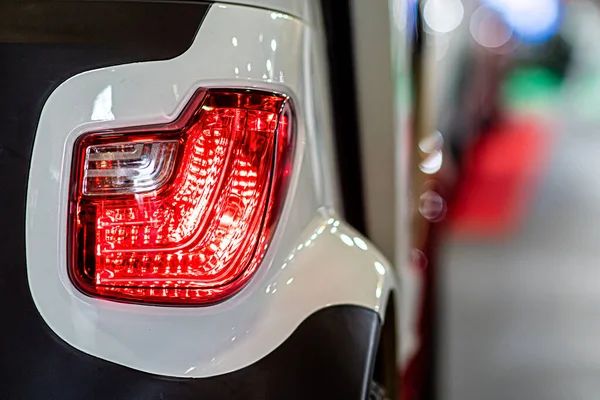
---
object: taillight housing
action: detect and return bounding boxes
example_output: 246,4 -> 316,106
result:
68,89 -> 294,305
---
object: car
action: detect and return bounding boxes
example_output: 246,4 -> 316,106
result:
0,0 -> 411,399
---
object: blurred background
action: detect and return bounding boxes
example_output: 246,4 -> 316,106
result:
409,0 -> 600,399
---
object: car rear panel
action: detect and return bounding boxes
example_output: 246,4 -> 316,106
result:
1,0 -> 397,397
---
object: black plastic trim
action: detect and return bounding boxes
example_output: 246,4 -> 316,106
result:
320,0 -> 367,235
0,1 -> 212,47
2,305 -> 380,399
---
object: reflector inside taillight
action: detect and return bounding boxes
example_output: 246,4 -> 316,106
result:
68,89 -> 293,305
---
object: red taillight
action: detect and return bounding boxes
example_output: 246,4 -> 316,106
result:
68,89 -> 294,305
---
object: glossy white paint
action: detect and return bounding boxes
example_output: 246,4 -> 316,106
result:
26,3 -> 398,377
219,0 -> 309,21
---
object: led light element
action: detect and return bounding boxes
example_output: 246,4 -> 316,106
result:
83,141 -> 178,195
68,89 -> 294,305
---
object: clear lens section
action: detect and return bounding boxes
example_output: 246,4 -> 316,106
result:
83,141 -> 178,195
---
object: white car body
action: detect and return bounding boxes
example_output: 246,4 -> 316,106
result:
2,0 -> 413,398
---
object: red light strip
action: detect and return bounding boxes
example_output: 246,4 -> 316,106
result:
68,90 -> 294,305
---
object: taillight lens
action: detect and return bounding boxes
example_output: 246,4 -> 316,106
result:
68,89 -> 294,305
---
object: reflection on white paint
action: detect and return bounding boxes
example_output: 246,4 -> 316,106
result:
91,85 -> 114,121
374,261 -> 386,276
184,366 -> 196,374
340,234 -> 354,247
270,12 -> 291,20
353,237 -> 368,251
